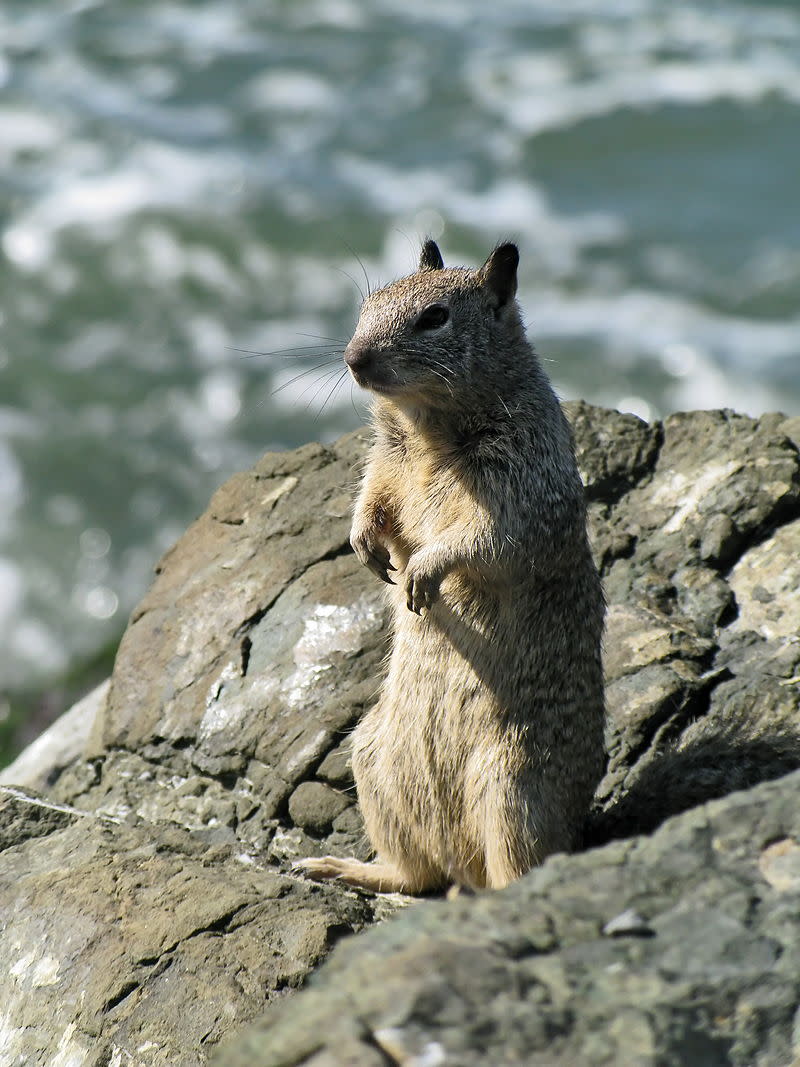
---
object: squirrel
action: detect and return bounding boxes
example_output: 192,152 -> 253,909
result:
295,240 -> 605,892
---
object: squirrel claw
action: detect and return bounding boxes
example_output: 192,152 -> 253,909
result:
405,571 -> 439,615
367,556 -> 395,585
352,535 -> 395,584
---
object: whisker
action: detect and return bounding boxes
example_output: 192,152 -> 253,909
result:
316,368 -> 350,420
302,364 -> 349,413
496,393 -> 511,417
425,357 -> 456,397
428,364 -> 454,386
295,332 -> 349,344
283,367 -> 344,415
345,377 -> 369,422
350,381 -> 362,422
427,356 -> 454,378
333,266 -> 364,304
394,227 -> 416,259
428,369 -> 454,396
228,344 -> 343,361
269,358 -> 342,398
344,241 -> 372,298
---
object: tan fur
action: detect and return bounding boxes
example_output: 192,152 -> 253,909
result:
295,242 -> 605,893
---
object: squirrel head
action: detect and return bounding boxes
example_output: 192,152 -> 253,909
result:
343,241 -> 525,407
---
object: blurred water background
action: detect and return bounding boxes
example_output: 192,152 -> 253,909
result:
2,0 -> 799,761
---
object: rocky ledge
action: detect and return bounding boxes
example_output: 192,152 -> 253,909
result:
1,404 -> 798,1066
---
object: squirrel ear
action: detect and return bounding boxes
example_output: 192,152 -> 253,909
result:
479,243 -> 519,309
419,239 -> 444,272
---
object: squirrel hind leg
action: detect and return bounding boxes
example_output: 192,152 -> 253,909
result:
483,835 -> 536,890
293,855 -> 444,895
483,811 -> 576,889
481,790 -> 548,890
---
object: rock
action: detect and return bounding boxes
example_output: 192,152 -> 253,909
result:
316,740 -> 354,787
0,786 -> 372,1067
0,785 -> 86,851
0,679 -> 109,791
288,781 -> 350,835
50,432 -> 386,871
727,518 -> 800,641
219,771 -> 800,1067
583,408 -> 800,843
1,404 -> 798,1065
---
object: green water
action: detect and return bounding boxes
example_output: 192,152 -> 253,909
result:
1,0 -> 799,759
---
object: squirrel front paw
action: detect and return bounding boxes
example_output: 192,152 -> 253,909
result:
350,527 -> 395,584
404,556 -> 442,615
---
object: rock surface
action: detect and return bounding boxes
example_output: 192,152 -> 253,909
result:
219,769 -> 800,1067
0,786 -> 372,1067
0,679 -> 109,792
1,404 -> 798,1065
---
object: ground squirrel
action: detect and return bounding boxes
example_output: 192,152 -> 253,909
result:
296,240 -> 605,892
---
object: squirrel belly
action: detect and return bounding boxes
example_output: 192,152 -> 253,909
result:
295,240 -> 605,893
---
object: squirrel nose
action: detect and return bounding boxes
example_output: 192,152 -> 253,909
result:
344,341 -> 376,372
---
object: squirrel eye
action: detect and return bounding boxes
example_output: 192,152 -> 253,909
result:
414,303 -> 450,331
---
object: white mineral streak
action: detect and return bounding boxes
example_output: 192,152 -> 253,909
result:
199,658 -> 246,739
650,460 -> 740,533
283,598 -> 382,710
261,475 -> 298,508
49,1022 -> 90,1067
10,951 -> 61,987
0,785 -> 91,818
373,1028 -> 447,1067
198,598 -> 382,744
199,641 -> 289,741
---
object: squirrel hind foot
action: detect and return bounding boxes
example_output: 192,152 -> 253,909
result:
293,855 -> 440,895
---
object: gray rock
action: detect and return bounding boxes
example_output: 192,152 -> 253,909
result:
727,518 -> 800,642
0,785 -> 89,851
217,771 -> 800,1067
0,679 -> 109,791
1,403 -> 798,1065
316,739 -> 354,788
288,781 -> 351,835
0,786 -> 372,1067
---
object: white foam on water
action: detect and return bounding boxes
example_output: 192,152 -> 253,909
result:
466,2 -> 800,135
3,141 -> 246,270
0,560 -> 23,635
287,0 -> 366,30
530,285 -> 797,415
148,2 -> 264,53
472,60 -> 800,139
199,370 -> 242,423
616,395 -> 653,423
1,0 -> 798,702
0,442 -> 23,540
337,158 -> 625,279
529,286 -> 800,371
58,323 -> 127,372
8,617 -> 67,676
0,108 -> 61,164
243,70 -> 336,114
665,358 -> 779,420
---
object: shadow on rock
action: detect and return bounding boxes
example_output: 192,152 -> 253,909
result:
587,731 -> 800,847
